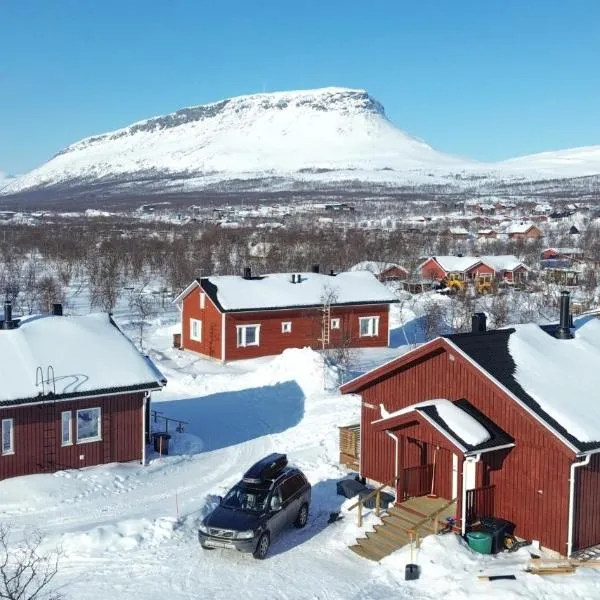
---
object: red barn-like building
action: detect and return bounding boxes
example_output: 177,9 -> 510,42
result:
174,268 -> 398,361
0,306 -> 166,482
341,295 -> 600,556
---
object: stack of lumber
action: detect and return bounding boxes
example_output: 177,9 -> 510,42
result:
526,558 -> 600,576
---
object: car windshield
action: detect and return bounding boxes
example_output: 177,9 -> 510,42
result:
221,483 -> 270,513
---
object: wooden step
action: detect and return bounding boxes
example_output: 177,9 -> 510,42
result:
382,511 -> 435,533
365,531 -> 403,554
387,504 -> 428,521
349,543 -> 380,561
354,536 -> 390,561
373,523 -> 411,546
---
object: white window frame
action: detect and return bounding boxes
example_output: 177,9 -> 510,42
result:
1,418 -> 14,455
61,411 -> 73,446
330,318 -> 341,330
236,324 -> 260,347
200,292 -> 206,309
190,318 -> 202,342
76,407 -> 102,444
359,316 -> 379,337
281,321 -> 292,334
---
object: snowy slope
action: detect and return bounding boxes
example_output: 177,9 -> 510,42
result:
0,171 -> 14,190
498,145 -> 600,178
1,87 -> 477,195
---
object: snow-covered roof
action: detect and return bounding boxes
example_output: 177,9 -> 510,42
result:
545,247 -> 584,255
373,399 -> 491,450
196,271 -> 398,311
449,226 -> 470,235
422,256 -> 481,273
509,319 -> 600,444
504,221 -> 538,234
0,313 -> 165,405
347,261 -> 406,275
479,255 -> 527,272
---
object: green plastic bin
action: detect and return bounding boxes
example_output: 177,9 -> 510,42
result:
466,531 -> 493,554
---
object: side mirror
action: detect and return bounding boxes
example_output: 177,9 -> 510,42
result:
270,496 -> 282,511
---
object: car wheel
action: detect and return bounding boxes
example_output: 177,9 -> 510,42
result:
253,532 -> 270,560
294,503 -> 309,528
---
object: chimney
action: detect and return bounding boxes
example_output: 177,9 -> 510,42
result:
555,290 -> 573,339
329,269 -> 335,276
243,267 -> 251,279
52,303 -> 63,316
312,264 -> 320,274
471,312 -> 487,334
3,300 -> 12,330
291,274 -> 296,284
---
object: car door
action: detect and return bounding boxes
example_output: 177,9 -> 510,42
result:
280,475 -> 303,525
267,484 -> 288,538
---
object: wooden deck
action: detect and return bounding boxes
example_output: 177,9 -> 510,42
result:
350,496 -> 457,562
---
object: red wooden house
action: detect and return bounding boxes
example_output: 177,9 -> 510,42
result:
174,267 -> 398,361
505,222 -> 543,239
348,261 -> 409,282
341,294 -> 600,556
0,304 -> 166,482
419,255 -> 528,285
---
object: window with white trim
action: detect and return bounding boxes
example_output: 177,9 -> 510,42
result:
76,408 -> 102,443
359,316 -> 379,337
330,318 -> 340,330
61,411 -> 73,446
190,318 -> 202,342
200,292 -> 206,309
281,321 -> 292,333
1,419 -> 14,455
236,324 -> 260,347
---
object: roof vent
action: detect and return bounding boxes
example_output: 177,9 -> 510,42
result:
311,264 -> 320,273
291,274 -> 296,284
471,312 -> 487,334
52,303 -> 63,316
555,290 -> 573,339
329,269 -> 335,276
243,267 -> 252,279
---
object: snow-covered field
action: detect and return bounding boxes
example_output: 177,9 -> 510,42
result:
2,301 -> 600,599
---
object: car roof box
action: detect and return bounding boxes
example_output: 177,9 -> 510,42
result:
243,453 -> 288,484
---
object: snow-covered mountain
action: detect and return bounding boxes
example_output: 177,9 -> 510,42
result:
0,171 -> 15,190
1,88 -> 479,196
499,145 -> 600,178
2,87 -> 599,199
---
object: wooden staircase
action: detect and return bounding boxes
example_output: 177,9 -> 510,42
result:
350,496 -> 457,562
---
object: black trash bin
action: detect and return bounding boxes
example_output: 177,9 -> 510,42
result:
478,517 -> 515,553
153,432 -> 171,455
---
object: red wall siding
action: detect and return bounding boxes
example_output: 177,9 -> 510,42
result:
181,286 -> 223,360
357,346 -> 573,554
470,264 -> 495,278
381,266 -> 408,281
574,453 -> 600,551
0,393 -> 145,481
420,258 -> 446,281
224,304 -> 389,361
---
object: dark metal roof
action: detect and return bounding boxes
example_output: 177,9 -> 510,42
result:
417,399 -> 514,453
0,381 -> 163,408
445,328 -> 598,453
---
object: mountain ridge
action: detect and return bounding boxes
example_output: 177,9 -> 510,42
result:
2,87 -> 599,199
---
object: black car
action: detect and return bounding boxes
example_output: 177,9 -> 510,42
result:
198,453 -> 311,559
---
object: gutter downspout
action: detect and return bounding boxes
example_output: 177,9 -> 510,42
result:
461,453 -> 481,535
386,431 -> 399,498
567,454 -> 592,557
141,392 -> 148,467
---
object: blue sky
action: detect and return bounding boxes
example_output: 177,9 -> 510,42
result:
1,0 -> 599,173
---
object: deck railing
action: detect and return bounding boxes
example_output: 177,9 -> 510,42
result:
408,496 -> 458,547
465,485 -> 495,524
347,477 -> 399,527
150,410 -> 189,435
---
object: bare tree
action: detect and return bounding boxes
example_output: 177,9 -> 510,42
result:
0,524 -> 61,600
128,285 -> 157,352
